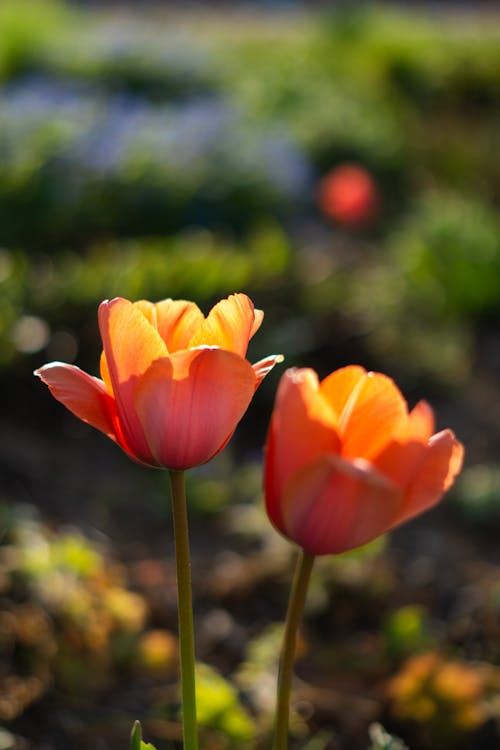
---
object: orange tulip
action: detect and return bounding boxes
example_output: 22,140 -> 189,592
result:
265,366 -> 463,555
36,294 -> 281,470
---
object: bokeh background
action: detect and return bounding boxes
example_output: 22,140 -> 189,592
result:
1,1 -> 499,749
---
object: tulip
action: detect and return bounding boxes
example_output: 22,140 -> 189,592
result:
35,293 -> 281,471
266,366 -> 464,750
265,365 -> 464,556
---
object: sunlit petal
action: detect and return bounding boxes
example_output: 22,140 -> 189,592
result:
154,299 -> 205,352
394,429 -> 464,526
280,454 -> 402,555
134,347 -> 257,470
320,365 -> 366,419
337,371 -> 408,459
187,293 -> 257,356
35,363 -> 117,440
264,365 -> 463,557
406,400 -> 435,441
99,351 -> 113,395
250,308 -> 264,339
252,354 -> 284,388
98,298 -> 166,463
373,401 -> 436,487
264,368 -> 339,512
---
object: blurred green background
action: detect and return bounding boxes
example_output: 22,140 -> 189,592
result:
1,2 -> 499,749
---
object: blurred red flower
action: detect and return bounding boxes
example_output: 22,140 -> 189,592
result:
264,366 -> 463,555
318,163 -> 379,226
36,294 -> 281,471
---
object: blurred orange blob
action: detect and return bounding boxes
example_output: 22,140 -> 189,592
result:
318,163 -> 379,226
36,294 -> 281,470
264,366 -> 463,555
388,652 -> 490,733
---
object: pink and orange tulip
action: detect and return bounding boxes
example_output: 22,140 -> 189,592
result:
265,366 -> 464,555
36,294 -> 281,470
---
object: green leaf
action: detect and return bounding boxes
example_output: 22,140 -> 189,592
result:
130,721 -> 157,750
130,721 -> 142,750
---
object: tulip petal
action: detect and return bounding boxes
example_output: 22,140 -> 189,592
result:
375,440 -> 427,490
372,401 -> 436,487
250,308 -> 264,339
133,299 -> 156,325
187,293 -> 257,357
264,417 -> 282,529
35,362 -> 117,440
134,347 -> 257,470
153,299 -> 205,352
320,365 -> 367,419
264,369 -> 340,529
252,354 -> 284,388
99,351 -> 113,394
393,429 -> 464,526
330,370 -> 408,460
279,454 -> 402,555
99,298 -> 167,463
406,400 -> 435,441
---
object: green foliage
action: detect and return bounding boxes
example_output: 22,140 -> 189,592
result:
0,0 -> 71,81
39,22 -> 219,101
235,624 -> 283,731
390,193 -> 500,318
195,663 -> 254,746
0,502 -> 154,714
452,463 -> 500,526
384,606 -> 432,659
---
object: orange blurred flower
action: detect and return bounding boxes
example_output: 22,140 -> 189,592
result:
318,163 -> 379,226
388,652 -> 490,734
264,366 -> 463,555
36,294 -> 281,470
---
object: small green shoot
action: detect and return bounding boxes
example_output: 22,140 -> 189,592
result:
130,720 -> 157,750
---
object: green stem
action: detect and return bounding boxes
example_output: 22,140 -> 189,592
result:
169,470 -> 198,750
273,549 -> 315,750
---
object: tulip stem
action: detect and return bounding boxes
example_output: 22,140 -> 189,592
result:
169,469 -> 198,750
273,549 -> 315,750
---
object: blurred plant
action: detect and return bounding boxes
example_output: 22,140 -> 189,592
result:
389,192 -> 500,320
0,502 -> 174,714
0,0 -> 71,82
41,20 -> 220,101
0,727 -> 26,750
0,77 -> 309,246
383,606 -> 433,660
387,651 -> 500,746
315,191 -> 500,383
0,600 -> 55,721
452,462 -> 500,527
368,722 -> 408,750
195,663 -> 254,749
136,630 -> 178,677
235,624 -> 283,733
